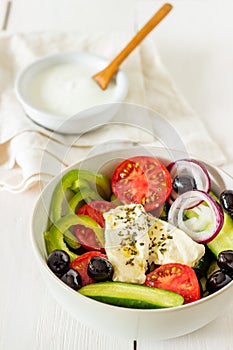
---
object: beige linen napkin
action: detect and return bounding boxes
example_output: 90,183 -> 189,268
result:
0,31 -> 226,192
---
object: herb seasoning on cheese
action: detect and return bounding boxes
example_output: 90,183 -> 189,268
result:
103,204 -> 205,285
103,204 -> 150,284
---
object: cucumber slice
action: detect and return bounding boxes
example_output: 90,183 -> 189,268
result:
207,213 -> 233,256
79,281 -> 184,309
207,191 -> 233,256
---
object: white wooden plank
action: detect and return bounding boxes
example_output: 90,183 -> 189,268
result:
138,311 -> 233,350
35,298 -> 133,350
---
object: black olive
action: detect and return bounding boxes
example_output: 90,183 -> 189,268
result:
172,175 -> 197,194
220,190 -> 233,217
61,269 -> 82,290
47,250 -> 70,276
206,270 -> 232,294
217,250 -> 233,274
88,256 -> 114,282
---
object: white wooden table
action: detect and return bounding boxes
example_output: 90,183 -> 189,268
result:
1,1 -> 233,349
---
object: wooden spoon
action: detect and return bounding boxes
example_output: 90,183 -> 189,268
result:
93,3 -> 173,90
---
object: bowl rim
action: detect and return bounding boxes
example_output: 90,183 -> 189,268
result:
30,145 -> 233,313
15,51 -> 128,121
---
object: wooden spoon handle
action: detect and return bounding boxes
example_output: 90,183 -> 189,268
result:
93,3 -> 173,89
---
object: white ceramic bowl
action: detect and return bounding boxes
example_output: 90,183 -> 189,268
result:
31,146 -> 233,341
15,52 -> 128,134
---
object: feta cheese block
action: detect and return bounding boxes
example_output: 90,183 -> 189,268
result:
103,204 -> 150,284
147,215 -> 205,267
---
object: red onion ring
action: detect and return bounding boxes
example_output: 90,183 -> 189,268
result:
167,159 -> 211,207
168,190 -> 224,244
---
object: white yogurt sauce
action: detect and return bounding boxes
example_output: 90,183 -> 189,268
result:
27,62 -> 117,116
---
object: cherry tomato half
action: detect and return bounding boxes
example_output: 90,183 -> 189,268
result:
70,251 -> 107,286
77,200 -> 116,227
74,201 -> 115,252
73,224 -> 104,252
144,263 -> 200,304
111,156 -> 172,211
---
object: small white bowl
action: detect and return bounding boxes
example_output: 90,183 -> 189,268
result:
31,145 -> 233,342
15,52 -> 128,134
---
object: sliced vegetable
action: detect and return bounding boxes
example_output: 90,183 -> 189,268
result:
70,172 -> 111,200
144,263 -> 200,304
67,189 -> 102,214
111,156 -> 172,211
63,230 -> 81,250
44,214 -> 104,261
73,223 -> 103,252
70,251 -> 107,286
49,186 -> 101,253
167,159 -> 210,205
44,230 -> 78,262
62,187 -> 103,250
168,190 -> 224,244
50,169 -> 83,223
76,200 -> 116,227
50,169 -> 111,223
207,192 -> 233,256
74,201 -> 116,251
79,281 -> 184,308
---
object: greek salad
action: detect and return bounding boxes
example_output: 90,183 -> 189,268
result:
44,156 -> 233,309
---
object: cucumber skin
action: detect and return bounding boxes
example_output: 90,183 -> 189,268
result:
86,296 -> 163,309
207,192 -> 233,257
79,282 -> 184,309
207,213 -> 233,256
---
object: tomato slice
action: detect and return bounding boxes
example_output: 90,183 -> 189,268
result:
144,263 -> 200,304
70,251 -> 107,286
73,224 -> 104,252
74,201 -> 115,251
77,200 -> 116,227
111,156 -> 172,211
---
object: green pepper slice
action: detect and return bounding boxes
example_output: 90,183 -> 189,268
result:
44,213 -> 104,261
50,169 -> 111,223
67,188 -> 102,214
59,188 -> 102,250
70,171 -> 111,199
63,230 -> 81,250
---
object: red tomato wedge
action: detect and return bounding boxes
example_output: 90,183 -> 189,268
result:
70,251 -> 107,286
74,201 -> 115,252
111,156 -> 172,211
77,200 -> 116,227
144,263 -> 200,304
